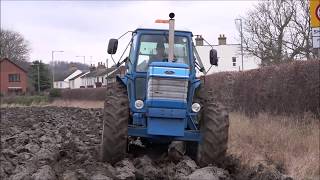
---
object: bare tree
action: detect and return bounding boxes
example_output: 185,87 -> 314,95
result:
242,0 -> 313,66
0,29 -> 30,61
287,0 -> 314,60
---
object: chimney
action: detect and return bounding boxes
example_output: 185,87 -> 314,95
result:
218,34 -> 226,45
90,64 -> 96,71
97,61 -> 106,69
68,62 -> 77,71
195,35 -> 204,46
69,62 -> 74,68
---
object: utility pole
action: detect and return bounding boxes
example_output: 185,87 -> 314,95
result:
51,52 -> 54,88
51,50 -> 64,88
37,62 -> 40,93
76,56 -> 86,64
235,18 -> 244,71
106,58 -> 109,88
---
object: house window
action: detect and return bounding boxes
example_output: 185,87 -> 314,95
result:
60,82 -> 62,88
8,74 -> 20,82
232,57 -> 236,67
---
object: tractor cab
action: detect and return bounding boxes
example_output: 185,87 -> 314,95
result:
111,28 -> 202,139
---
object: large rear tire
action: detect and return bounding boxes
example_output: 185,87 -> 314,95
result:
197,102 -> 229,167
100,81 -> 129,164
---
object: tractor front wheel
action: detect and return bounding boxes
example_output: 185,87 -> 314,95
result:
197,102 -> 229,167
100,81 -> 129,164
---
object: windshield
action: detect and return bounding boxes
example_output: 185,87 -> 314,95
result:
136,34 -> 190,72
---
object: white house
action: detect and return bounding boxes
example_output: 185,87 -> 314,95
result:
53,69 -> 82,89
69,71 -> 89,89
81,68 -> 122,88
195,34 -> 260,75
97,67 -> 125,86
81,63 -> 126,88
81,71 -> 96,88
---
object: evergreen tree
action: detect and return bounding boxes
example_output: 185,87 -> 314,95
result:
30,60 -> 52,92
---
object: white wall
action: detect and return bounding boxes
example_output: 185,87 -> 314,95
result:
96,76 -> 104,84
54,70 -> 82,89
70,72 -> 89,89
54,81 -> 69,89
81,77 -> 86,87
82,77 -> 96,88
80,74 -> 115,88
196,44 -> 260,75
70,80 -> 75,89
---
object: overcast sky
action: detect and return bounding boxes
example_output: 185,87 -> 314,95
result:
1,1 -> 258,65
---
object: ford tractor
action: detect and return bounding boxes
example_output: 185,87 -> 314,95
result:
101,13 -> 229,166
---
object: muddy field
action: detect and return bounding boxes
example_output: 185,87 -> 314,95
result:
0,107 -> 292,180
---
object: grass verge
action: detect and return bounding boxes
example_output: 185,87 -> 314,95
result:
228,112 -> 320,180
0,95 -> 49,106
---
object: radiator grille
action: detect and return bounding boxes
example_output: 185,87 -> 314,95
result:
147,77 -> 188,101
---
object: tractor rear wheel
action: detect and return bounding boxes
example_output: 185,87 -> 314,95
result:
197,102 -> 229,167
100,81 -> 129,164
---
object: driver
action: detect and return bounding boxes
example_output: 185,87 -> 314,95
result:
149,43 -> 167,64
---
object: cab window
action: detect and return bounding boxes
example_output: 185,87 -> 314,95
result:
136,34 -> 189,72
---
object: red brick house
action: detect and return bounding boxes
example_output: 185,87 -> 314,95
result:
0,58 -> 28,95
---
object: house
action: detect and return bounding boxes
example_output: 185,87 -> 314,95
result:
195,34 -> 261,75
0,58 -> 29,95
53,69 -> 82,89
94,67 -> 116,87
95,66 -> 124,87
102,66 -> 126,86
81,62 -> 126,88
69,71 -> 89,89
81,71 -> 96,88
81,63 -> 105,88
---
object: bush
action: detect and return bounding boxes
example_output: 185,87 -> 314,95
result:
204,60 -> 320,117
49,88 -> 62,98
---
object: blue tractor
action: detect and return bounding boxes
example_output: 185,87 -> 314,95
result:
101,13 -> 229,166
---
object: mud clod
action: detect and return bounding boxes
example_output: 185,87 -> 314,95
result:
187,166 -> 231,180
62,170 -> 78,180
133,155 -> 161,179
31,165 -> 57,180
115,159 -> 136,180
174,156 -> 199,178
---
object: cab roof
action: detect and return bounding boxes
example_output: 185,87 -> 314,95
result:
134,28 -> 193,36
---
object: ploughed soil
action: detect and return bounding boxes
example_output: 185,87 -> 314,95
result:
0,107 -> 292,180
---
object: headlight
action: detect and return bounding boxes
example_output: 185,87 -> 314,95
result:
135,100 -> 144,109
192,103 -> 201,112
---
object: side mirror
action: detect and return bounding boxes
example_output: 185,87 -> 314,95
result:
107,39 -> 118,54
209,49 -> 218,66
